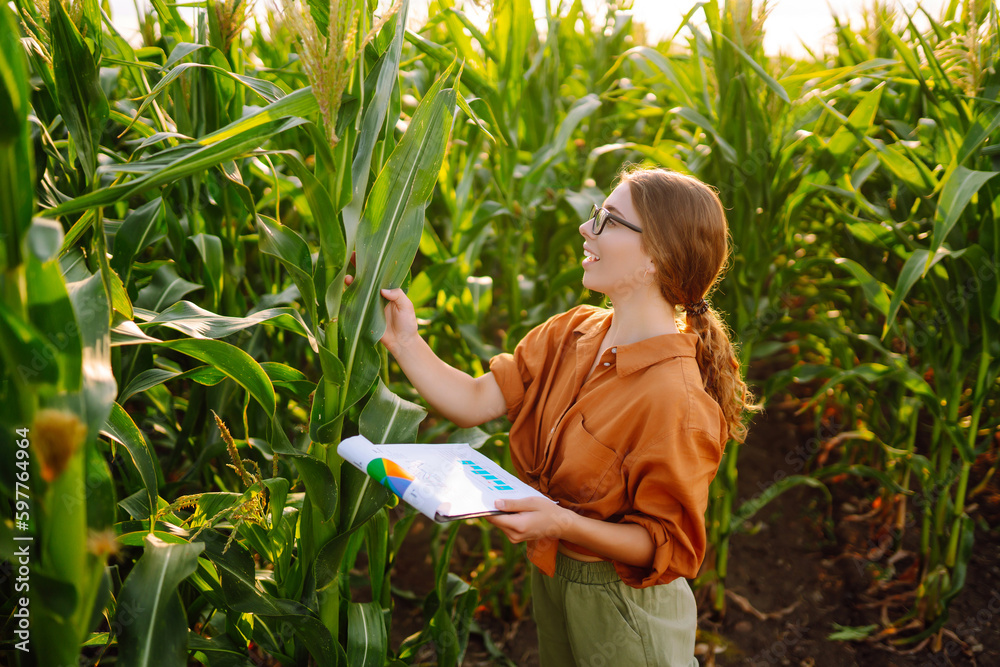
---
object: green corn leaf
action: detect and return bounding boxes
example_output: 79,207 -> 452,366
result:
828,623 -> 878,641
135,264 -> 203,311
26,218 -> 63,263
116,365 -> 228,404
51,89 -> 319,224
928,166 -> 999,269
187,233 -> 224,311
66,271 -> 117,432
817,463 -> 907,494
193,531 -> 334,665
187,493 -> 242,526
138,300 -> 318,352
711,28 -> 790,103
942,515 -> 976,607
730,475 -> 831,533
114,318 -> 156,352
669,106 -> 739,163
405,32 -> 510,145
261,361 -> 315,402
347,601 -> 388,667
870,141 -> 936,197
309,370 -> 346,443
186,633 -> 251,662
524,94 -> 601,184
111,198 -> 165,291
281,154 -> 346,317
0,301 -> 63,387
826,83 -> 883,161
156,338 -> 276,417
339,69 -> 458,414
258,215 -> 319,322
364,508 -> 389,603
792,364 -> 898,413
116,535 -> 204,667
956,107 -> 1000,167
614,46 -> 696,108
495,0 -> 532,110
262,477 -> 290,532
102,403 -> 161,519
267,420 -> 338,521
109,268 -> 133,320
126,62 -> 285,136
831,258 -> 890,315
116,527 -> 190,547
25,238 -> 84,391
50,0 -> 109,185
0,3 -> 33,270
359,378 -> 427,445
343,3 -> 409,252
84,436 -> 117,530
883,246 -> 959,336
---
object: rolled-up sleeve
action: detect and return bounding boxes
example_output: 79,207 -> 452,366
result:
614,428 -> 724,588
489,352 -> 528,422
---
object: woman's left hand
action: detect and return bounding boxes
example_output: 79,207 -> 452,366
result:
485,497 -> 576,544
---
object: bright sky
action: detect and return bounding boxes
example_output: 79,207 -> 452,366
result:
106,0 -> 949,57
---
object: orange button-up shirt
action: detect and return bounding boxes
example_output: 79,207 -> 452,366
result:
489,305 -> 727,588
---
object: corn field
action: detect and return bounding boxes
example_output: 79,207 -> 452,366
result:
1,0 -> 998,664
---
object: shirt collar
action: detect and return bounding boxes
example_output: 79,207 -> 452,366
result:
574,308 -> 698,377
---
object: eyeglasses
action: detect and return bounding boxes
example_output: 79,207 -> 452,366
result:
590,205 -> 643,235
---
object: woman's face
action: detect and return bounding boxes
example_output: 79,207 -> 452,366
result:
578,181 -> 652,299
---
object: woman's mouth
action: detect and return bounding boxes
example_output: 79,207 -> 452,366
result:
583,248 -> 600,265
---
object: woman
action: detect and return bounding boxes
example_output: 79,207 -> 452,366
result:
376,166 -> 753,666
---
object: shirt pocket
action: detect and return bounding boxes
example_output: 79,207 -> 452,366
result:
547,412 -> 622,504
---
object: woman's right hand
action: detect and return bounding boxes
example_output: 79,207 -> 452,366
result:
379,288 -> 419,355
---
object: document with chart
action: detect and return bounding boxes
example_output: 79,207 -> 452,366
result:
337,435 -> 551,522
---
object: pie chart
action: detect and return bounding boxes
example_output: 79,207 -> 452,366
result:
367,458 -> 414,498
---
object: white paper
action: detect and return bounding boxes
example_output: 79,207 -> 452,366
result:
337,435 -> 550,522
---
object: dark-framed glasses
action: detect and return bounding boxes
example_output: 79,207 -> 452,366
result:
590,205 -> 643,235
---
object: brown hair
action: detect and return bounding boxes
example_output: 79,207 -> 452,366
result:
620,165 -> 756,444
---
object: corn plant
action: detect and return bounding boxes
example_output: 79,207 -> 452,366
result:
0,0 -> 481,661
794,0 -> 1000,644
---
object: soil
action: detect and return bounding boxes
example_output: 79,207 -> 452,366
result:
383,408 -> 1000,667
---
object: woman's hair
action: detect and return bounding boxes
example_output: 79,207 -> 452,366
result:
619,165 -> 756,444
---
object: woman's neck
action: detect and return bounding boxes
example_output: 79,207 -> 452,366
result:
604,292 -> 679,346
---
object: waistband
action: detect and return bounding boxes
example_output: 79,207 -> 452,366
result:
554,551 -> 621,585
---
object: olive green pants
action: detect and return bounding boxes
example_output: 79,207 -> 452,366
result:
531,553 -> 699,667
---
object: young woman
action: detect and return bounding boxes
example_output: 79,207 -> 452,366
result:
375,166 -> 753,666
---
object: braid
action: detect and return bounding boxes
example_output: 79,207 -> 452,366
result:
682,305 -> 756,444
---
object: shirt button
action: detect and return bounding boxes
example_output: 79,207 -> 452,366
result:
603,362 -> 610,367
611,347 -> 617,353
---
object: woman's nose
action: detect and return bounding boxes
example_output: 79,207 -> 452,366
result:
579,219 -> 595,238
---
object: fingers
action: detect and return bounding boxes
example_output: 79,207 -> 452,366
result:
344,274 -> 354,286
380,287 -> 407,302
485,514 -> 526,543
495,497 -> 545,512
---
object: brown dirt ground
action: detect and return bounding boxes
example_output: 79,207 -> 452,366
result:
384,408 -> 1000,667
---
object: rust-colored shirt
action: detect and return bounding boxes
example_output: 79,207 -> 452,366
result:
489,305 -> 727,588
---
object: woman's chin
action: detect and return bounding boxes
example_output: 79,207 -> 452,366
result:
581,276 -> 607,296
